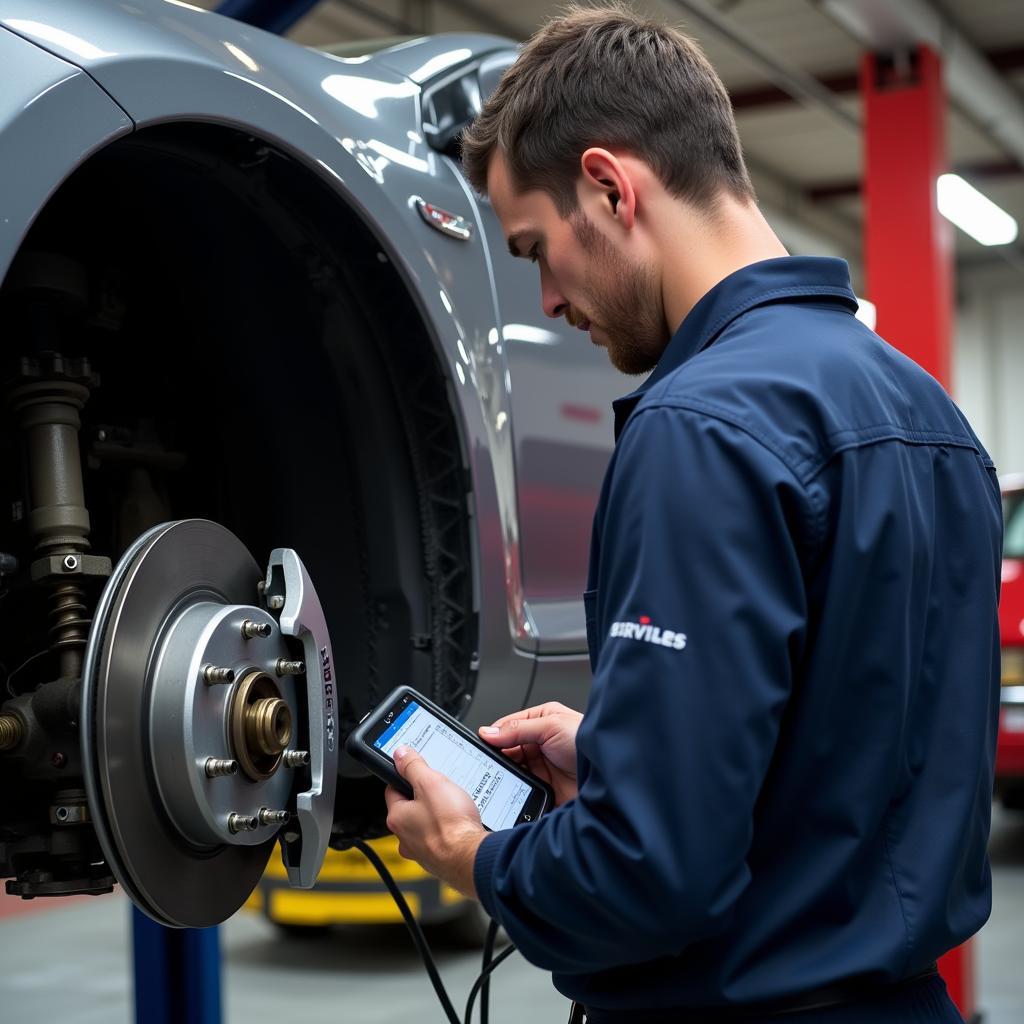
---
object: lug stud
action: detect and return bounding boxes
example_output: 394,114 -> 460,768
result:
283,749 -> 310,768
204,758 -> 238,778
258,808 -> 291,826
241,619 -> 272,639
227,813 -> 259,834
203,665 -> 236,685
276,659 -> 305,677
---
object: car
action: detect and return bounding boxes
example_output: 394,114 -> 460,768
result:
0,0 -> 621,929
996,474 -> 1024,809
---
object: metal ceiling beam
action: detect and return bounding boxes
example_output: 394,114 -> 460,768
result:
216,0 -> 320,34
729,44 -> 1024,111
666,0 -> 860,133
730,71 -> 859,110
434,0 -> 523,40
745,155 -> 862,265
314,0 -> 522,44
987,45 -> 1024,74
664,0 -> 1021,272
327,0 -> 415,36
807,160 -> 1023,203
652,0 -> 867,270
817,0 -> 1024,170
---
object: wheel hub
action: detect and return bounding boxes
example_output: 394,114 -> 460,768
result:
231,669 -> 293,781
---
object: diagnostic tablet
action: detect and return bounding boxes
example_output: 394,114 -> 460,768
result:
346,685 -> 552,831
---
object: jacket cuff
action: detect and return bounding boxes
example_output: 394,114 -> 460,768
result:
473,828 -> 516,920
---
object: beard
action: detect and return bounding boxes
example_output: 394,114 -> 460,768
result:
569,211 -> 669,376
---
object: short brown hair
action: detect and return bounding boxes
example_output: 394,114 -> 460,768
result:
461,3 -> 755,216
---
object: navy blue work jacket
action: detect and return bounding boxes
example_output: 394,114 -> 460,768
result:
474,257 -> 1002,1012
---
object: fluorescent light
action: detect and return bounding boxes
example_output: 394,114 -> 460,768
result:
937,174 -> 1018,246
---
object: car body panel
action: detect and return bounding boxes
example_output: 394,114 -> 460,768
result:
527,652 -> 594,715
366,31 -> 509,83
0,0 -> 566,725
0,26 -> 133,286
0,2 -> 621,663
484,204 -> 622,653
0,0 -> 612,924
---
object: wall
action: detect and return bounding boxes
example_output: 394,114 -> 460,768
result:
954,262 -> 1024,477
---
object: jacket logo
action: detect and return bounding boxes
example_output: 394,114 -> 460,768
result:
609,615 -> 687,650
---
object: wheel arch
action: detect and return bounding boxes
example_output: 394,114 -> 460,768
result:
0,116 -> 490,837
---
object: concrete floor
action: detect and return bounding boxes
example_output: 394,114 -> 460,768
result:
1,805 -> 1022,1024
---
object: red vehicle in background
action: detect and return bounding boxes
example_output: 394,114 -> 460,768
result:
997,475 -> 1024,809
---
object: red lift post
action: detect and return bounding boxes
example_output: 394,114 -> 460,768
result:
860,44 -> 976,1022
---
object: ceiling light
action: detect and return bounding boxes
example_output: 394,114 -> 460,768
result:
937,174 -> 1018,246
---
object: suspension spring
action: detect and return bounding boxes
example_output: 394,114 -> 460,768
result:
49,582 -> 91,654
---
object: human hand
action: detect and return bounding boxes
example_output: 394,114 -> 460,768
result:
479,702 -> 583,806
384,746 -> 487,898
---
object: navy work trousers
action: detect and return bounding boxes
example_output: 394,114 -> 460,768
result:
580,973 -> 965,1023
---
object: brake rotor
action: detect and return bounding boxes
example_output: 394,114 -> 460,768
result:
81,519 -> 337,928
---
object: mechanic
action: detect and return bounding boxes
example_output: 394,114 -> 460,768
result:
383,6 -> 1002,1022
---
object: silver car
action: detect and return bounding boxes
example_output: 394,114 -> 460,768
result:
0,1 -> 621,928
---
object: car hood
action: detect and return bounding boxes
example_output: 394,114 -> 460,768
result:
0,1 -> 508,106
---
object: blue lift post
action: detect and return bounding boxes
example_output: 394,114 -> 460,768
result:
127,6 -> 319,1022
132,907 -> 223,1024
216,0 -> 323,35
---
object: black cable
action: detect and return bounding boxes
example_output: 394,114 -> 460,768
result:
5,649 -> 49,696
351,838 -> 462,1024
480,919 -> 499,1024
352,839 -> 519,1024
463,943 -> 516,1024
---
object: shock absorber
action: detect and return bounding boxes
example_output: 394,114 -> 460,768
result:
0,262 -> 117,899
6,352 -> 109,681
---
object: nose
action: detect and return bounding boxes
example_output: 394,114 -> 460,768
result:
540,265 -> 569,320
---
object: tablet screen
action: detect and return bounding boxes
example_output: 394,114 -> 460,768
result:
373,700 -> 532,831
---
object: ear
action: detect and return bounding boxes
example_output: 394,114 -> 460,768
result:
579,148 -> 637,230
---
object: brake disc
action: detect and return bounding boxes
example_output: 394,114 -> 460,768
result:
80,519 -> 338,928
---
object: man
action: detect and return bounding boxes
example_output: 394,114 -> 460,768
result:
384,6 -> 1002,1021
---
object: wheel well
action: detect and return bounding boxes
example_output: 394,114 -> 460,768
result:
0,122 -> 477,838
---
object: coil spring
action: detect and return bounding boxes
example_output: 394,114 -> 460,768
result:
49,582 -> 91,652
0,714 -> 22,750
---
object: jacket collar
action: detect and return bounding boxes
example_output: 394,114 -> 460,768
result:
612,256 -> 859,439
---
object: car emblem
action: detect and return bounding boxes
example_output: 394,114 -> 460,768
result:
414,198 -> 472,241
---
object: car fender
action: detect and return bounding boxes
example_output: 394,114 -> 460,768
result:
0,26 -> 133,286
0,1 -> 534,720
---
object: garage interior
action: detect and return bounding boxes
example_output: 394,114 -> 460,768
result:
1,0 -> 1023,1022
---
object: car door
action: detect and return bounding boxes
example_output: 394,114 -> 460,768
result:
422,52 -> 622,658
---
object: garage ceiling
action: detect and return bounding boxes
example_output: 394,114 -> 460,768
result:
199,0 -> 1024,277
